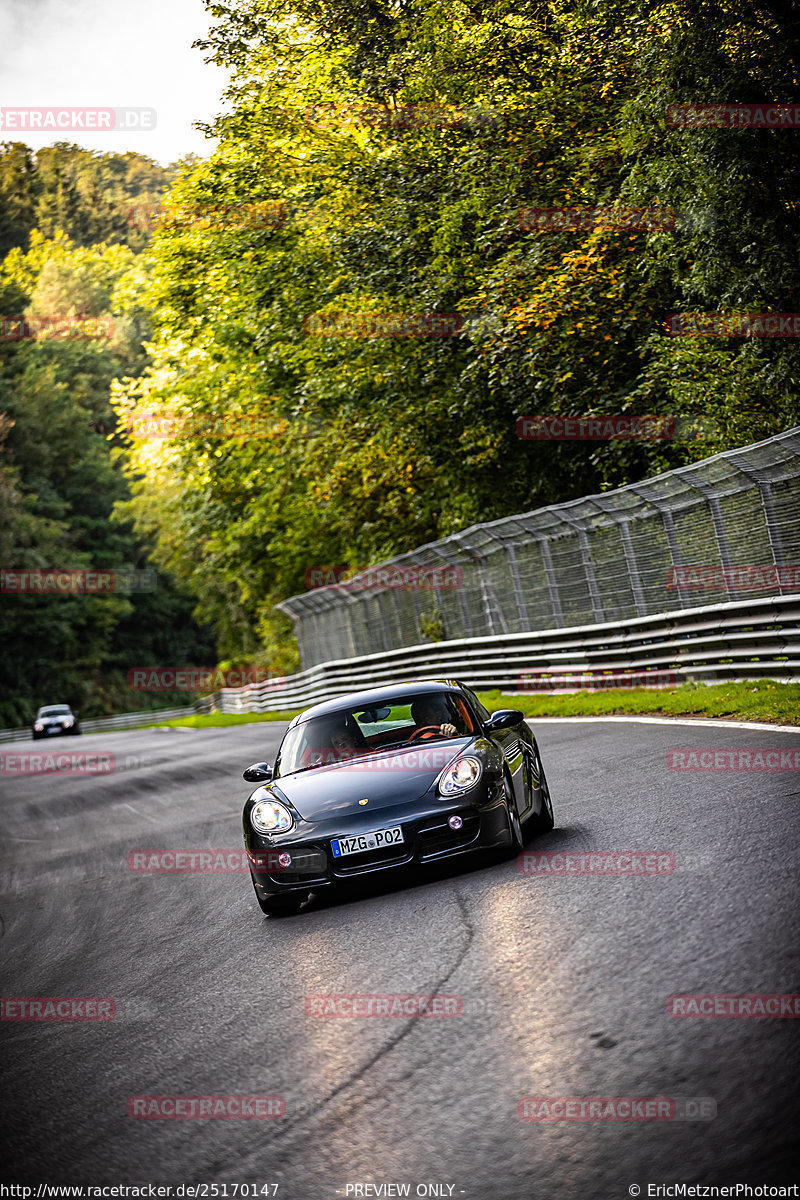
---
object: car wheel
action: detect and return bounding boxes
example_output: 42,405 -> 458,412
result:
503,773 -> 525,852
31,732 -> 40,740
251,877 -> 307,916
527,744 -> 555,835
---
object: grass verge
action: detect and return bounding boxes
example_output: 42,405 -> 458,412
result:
137,710 -> 302,730
132,679 -> 798,730
476,680 -> 799,726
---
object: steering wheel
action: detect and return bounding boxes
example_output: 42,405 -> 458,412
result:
408,725 -> 441,743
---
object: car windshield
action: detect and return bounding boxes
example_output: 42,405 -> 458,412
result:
275,691 -> 477,777
38,706 -> 71,716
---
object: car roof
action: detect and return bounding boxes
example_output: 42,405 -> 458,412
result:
39,704 -> 71,711
287,679 -> 466,728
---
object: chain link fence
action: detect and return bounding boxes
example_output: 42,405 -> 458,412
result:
279,428 -> 800,669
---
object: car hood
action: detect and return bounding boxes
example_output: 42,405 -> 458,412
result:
271,739 -> 475,822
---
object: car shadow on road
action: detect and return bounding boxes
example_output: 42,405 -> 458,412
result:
261,823 -> 591,921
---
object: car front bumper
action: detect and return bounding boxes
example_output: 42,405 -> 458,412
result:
245,792 -> 511,899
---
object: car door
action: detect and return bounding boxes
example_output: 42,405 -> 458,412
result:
460,686 -> 531,819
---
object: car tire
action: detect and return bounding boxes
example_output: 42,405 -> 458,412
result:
32,732 -> 40,740
527,744 -> 555,835
503,773 -> 525,853
251,877 -> 307,916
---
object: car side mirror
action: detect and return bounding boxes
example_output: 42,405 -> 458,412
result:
485,709 -> 524,731
243,762 -> 273,783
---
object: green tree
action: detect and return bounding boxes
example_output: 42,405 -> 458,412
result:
0,142 -> 178,258
111,0 -> 799,666
0,233 -> 215,725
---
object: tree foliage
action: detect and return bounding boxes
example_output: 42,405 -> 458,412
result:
114,0 -> 800,662
0,224 -> 215,726
0,142 -> 180,260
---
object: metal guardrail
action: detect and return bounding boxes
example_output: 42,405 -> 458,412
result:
278,428 -> 800,669
209,593 -> 800,713
4,434 -> 797,743
1,595 -> 795,742
80,707 -> 197,733
0,706 -> 196,745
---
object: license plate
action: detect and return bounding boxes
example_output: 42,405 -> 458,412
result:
331,827 -> 404,857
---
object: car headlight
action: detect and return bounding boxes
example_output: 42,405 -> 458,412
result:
249,788 -> 294,834
63,716 -> 74,726
34,723 -> 44,731
438,756 -> 482,796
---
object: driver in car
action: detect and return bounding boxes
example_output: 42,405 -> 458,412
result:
410,696 -> 457,740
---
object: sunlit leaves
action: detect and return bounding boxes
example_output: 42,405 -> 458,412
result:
114,0 -> 800,665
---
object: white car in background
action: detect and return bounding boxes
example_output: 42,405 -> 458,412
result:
31,705 -> 82,740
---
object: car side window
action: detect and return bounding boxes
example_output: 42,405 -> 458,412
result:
461,686 -> 491,726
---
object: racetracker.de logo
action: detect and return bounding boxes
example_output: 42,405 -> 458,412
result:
519,852 -> 675,875
126,667 -> 285,691
516,671 -> 678,691
1,752 -> 115,776
1,569 -> 156,593
518,1097 -> 675,1121
1,315 -> 115,341
666,104 -> 800,129
305,102 -> 499,130
128,1095 -> 285,1119
301,747 -> 458,771
127,201 -> 287,233
667,994 -> 800,1017
667,312 -> 800,337
666,749 -> 800,772
305,994 -> 463,1017
2,997 -> 115,1021
667,565 -> 800,590
128,849 -> 265,873
123,412 -> 291,440
303,312 -> 463,337
1,107 -> 156,131
517,206 -> 676,232
516,415 -> 676,441
304,564 -> 462,591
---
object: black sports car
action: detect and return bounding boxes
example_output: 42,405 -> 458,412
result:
31,705 -> 82,740
242,679 -> 554,915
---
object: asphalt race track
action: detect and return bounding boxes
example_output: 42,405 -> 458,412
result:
1,717 -> 799,1198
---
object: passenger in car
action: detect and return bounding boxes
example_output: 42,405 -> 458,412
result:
330,724 -> 360,757
301,717 -> 363,766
